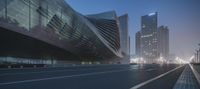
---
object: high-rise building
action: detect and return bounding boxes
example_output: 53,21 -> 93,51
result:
128,36 -> 130,56
118,14 -> 129,56
158,26 -> 169,60
118,14 -> 130,64
135,31 -> 141,57
140,12 -> 159,62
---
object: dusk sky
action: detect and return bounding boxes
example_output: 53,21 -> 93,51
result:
66,0 -> 200,60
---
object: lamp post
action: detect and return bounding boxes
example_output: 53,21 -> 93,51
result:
198,43 -> 200,63
196,50 -> 199,63
195,52 -> 197,63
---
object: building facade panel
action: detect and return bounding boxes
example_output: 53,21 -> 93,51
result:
0,0 -> 123,62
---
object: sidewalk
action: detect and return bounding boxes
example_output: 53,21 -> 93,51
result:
173,64 -> 200,89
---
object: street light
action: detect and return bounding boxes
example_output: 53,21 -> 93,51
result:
195,50 -> 198,63
198,43 -> 200,63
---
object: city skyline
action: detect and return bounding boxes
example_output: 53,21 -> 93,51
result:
0,1 -> 200,89
67,0 -> 200,61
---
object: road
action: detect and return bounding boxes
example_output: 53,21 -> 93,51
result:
0,64 -> 185,89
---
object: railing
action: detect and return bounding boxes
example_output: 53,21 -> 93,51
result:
0,57 -> 55,64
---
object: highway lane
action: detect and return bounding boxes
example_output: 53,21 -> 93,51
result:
0,64 -> 131,74
137,65 -> 185,89
0,65 -> 135,83
0,64 -> 185,89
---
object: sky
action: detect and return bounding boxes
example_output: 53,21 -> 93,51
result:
65,0 -> 200,60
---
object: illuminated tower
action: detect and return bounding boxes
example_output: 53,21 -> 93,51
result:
140,12 -> 158,63
158,26 -> 169,60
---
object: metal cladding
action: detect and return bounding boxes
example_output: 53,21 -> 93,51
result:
0,0 -> 122,60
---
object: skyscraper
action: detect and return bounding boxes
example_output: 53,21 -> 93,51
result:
119,14 -> 129,56
135,31 -> 141,57
118,14 -> 130,64
140,12 -> 158,62
158,26 -> 169,60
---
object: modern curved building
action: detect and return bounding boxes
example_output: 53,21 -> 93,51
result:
0,0 -> 126,63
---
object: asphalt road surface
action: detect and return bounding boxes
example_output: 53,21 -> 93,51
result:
0,64 -> 185,89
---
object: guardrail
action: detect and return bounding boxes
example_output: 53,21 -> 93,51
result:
0,64 -> 47,69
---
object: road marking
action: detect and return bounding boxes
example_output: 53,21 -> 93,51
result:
0,68 -> 135,86
130,65 -> 185,89
189,64 -> 200,85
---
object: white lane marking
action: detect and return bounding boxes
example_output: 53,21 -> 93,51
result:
130,65 -> 185,89
189,64 -> 200,85
0,68 -> 135,86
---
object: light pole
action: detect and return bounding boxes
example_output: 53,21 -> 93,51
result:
198,43 -> 200,63
196,50 -> 199,63
195,52 -> 197,63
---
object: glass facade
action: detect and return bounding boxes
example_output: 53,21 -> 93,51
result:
118,14 -> 130,64
118,14 -> 129,56
141,12 -> 159,61
158,26 -> 169,59
135,31 -> 141,57
0,0 -> 123,61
